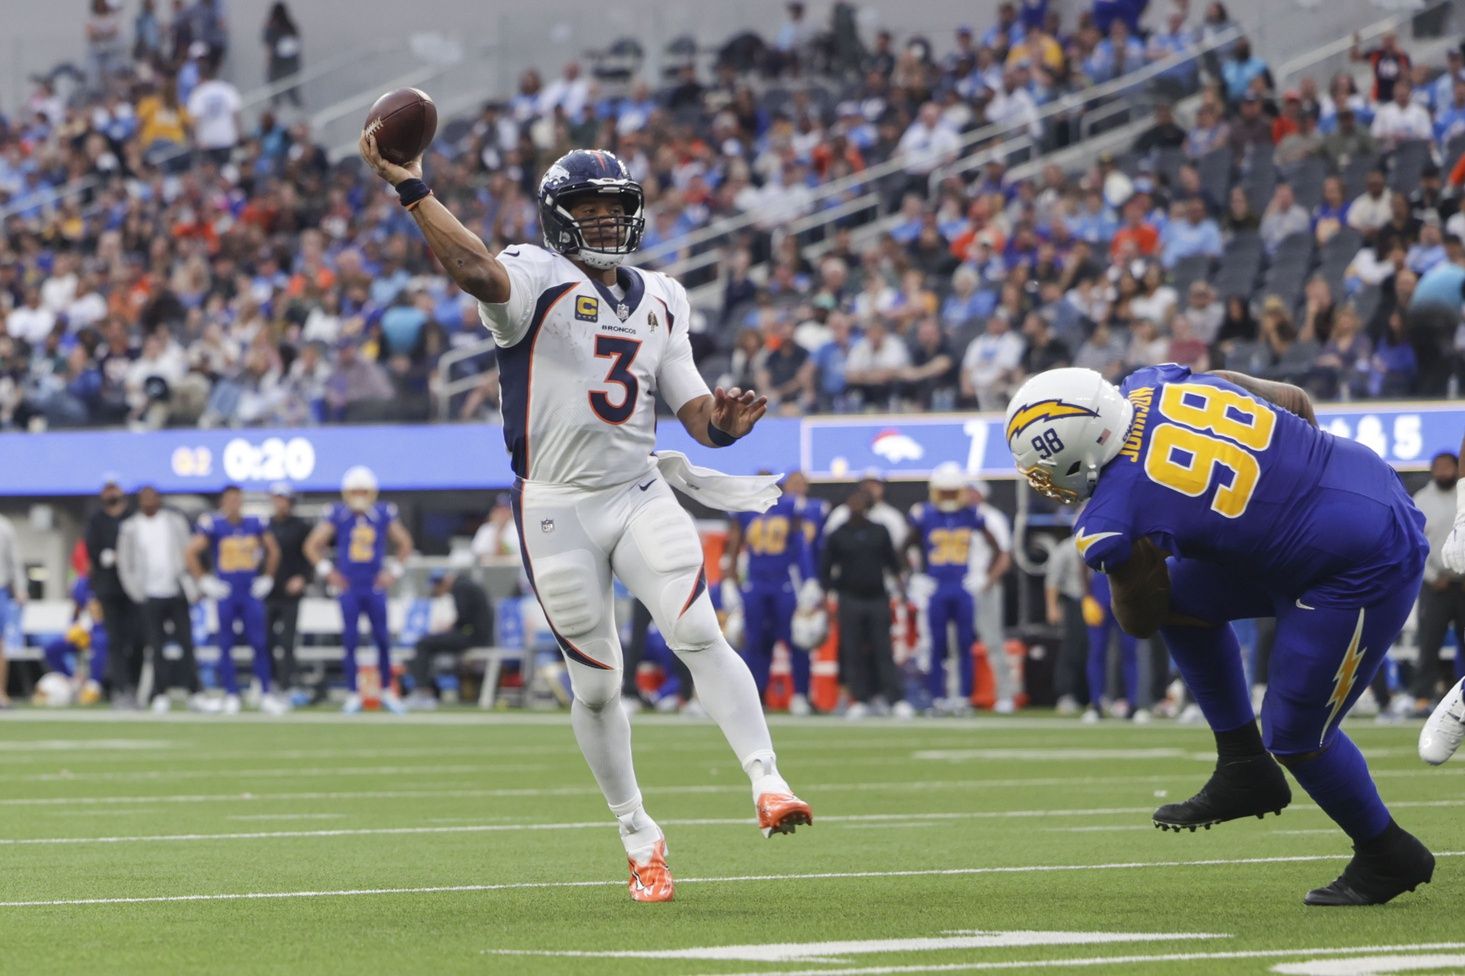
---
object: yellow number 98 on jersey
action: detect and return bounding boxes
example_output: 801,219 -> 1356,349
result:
1144,383 -> 1276,519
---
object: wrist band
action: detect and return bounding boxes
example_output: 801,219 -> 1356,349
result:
395,178 -> 430,208
707,420 -> 740,447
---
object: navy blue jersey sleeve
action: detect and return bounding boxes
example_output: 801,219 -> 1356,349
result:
1119,362 -> 1193,397
1074,490 -> 1136,572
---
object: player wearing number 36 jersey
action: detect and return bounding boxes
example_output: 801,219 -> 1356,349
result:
1006,364 -> 1433,907
359,133 -> 810,904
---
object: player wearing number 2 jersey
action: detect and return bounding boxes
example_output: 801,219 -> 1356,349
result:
1006,365 -> 1433,906
359,134 -> 810,903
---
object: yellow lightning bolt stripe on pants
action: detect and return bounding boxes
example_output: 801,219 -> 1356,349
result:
1321,608 -> 1367,748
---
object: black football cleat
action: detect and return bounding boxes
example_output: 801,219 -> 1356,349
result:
1304,824 -> 1435,906
1153,754 -> 1291,832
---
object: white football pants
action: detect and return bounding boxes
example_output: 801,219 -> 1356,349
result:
512,473 -> 778,812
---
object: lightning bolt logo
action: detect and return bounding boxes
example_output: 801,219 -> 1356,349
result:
1005,399 -> 1100,443
1074,528 -> 1122,556
1321,608 -> 1367,747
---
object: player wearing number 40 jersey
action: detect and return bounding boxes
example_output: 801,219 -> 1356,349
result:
1006,365 -> 1434,907
360,134 -> 810,903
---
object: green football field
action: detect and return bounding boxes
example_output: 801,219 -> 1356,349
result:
1,710 -> 1462,975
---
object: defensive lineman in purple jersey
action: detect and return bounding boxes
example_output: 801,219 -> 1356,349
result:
904,462 -> 1004,712
303,466 -> 415,714
1007,365 -> 1433,905
725,492 -> 816,711
187,485 -> 282,714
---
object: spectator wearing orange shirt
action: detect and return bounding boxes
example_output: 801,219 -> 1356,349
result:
1110,198 -> 1159,261
1272,91 -> 1303,144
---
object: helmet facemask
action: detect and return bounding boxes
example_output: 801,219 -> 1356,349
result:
544,184 -> 645,269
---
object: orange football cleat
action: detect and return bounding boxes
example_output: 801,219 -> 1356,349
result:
756,792 -> 813,838
627,839 -> 674,903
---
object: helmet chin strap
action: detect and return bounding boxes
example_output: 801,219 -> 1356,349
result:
576,246 -> 625,270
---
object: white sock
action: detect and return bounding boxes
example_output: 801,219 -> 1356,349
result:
571,697 -> 643,829
742,751 -> 791,800
610,792 -> 662,855
673,635 -> 777,770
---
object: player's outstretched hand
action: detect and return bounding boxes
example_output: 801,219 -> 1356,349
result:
712,386 -> 768,438
359,130 -> 421,185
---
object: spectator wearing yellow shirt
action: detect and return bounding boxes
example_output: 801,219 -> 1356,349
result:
1005,23 -> 1064,73
136,78 -> 190,169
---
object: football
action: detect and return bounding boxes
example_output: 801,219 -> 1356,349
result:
364,87 -> 438,165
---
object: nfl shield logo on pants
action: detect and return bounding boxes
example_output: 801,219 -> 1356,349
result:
540,519 -> 555,534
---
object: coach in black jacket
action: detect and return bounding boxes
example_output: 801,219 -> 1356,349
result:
266,483 -> 312,693
819,487 -> 909,714
83,474 -> 145,705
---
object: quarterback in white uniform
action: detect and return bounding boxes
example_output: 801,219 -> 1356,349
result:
361,137 -> 811,902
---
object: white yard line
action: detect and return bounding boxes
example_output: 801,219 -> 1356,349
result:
681,943 -> 1465,976
0,810 -> 1158,846
3,856 -> 1461,909
222,808 -> 348,814
0,775 -> 1456,810
0,762 -> 550,783
2,803 -> 1465,849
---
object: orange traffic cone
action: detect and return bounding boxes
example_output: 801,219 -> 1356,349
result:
359,664 -> 381,711
1005,638 -> 1029,709
766,641 -> 793,710
810,604 -> 841,713
970,642 -> 997,709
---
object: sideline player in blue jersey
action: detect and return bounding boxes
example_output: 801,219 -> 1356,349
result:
41,575 -> 108,704
1083,572 -> 1141,721
905,462 -> 1007,714
1006,365 -> 1434,906
304,466 -> 415,714
784,471 -> 830,560
725,474 -> 818,714
187,485 -> 282,714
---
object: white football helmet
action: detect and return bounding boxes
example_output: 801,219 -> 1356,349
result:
32,672 -> 75,708
791,607 -> 828,651
341,465 -> 379,512
929,461 -> 966,512
1005,368 -> 1133,504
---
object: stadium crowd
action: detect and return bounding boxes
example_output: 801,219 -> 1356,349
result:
0,0 -> 1463,436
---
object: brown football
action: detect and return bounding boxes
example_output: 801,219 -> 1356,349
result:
364,87 -> 438,165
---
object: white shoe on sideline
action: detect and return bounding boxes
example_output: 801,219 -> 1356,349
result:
381,691 -> 406,716
1420,678 -> 1465,765
187,693 -> 220,714
1055,694 -> 1079,716
892,700 -> 916,720
1177,703 -> 1206,725
150,694 -> 171,714
845,702 -> 869,721
788,694 -> 812,716
260,694 -> 290,715
1131,707 -> 1153,725
342,693 -> 362,714
222,694 -> 241,715
1351,687 -> 1381,716
1080,708 -> 1101,724
993,697 -> 1016,715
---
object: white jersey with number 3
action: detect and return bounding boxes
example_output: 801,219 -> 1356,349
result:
478,244 -> 709,490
